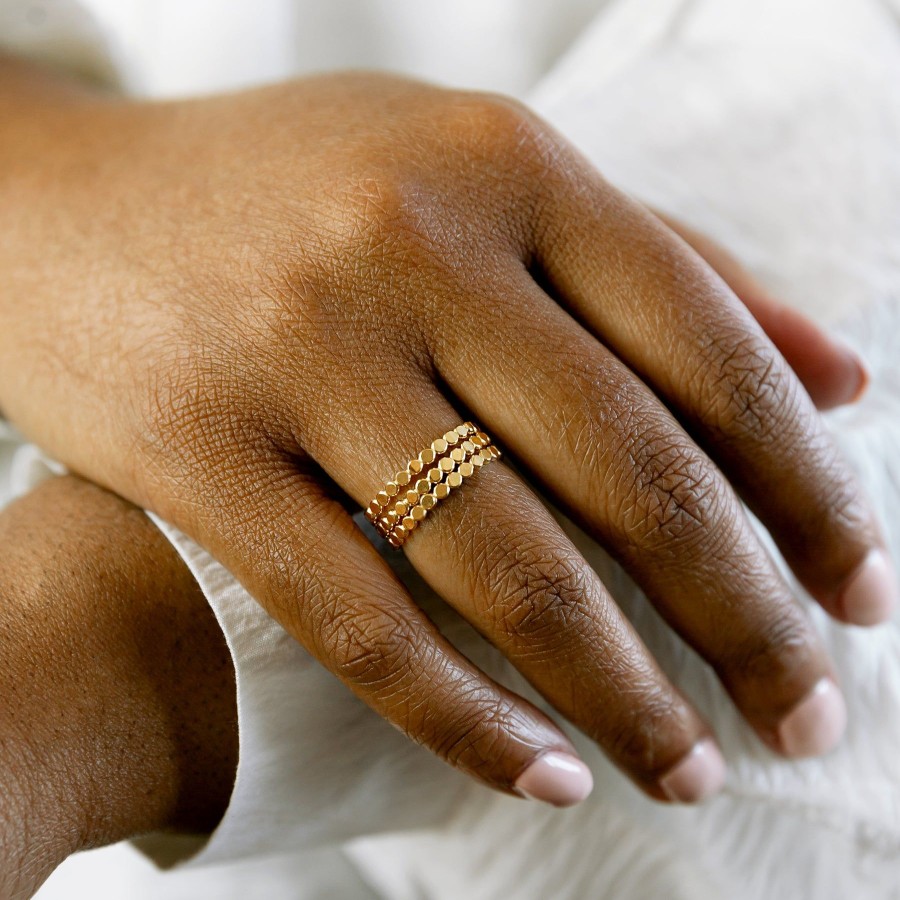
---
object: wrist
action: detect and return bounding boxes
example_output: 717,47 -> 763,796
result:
0,477 -> 237,894
0,55 -> 135,427
0,730 -> 81,899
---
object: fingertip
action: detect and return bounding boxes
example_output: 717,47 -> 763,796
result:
775,677 -> 847,758
817,338 -> 870,410
658,738 -> 727,804
846,350 -> 871,405
513,751 -> 594,807
837,549 -> 898,626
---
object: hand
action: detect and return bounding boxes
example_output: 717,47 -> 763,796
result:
0,60 -> 892,807
0,476 -> 236,899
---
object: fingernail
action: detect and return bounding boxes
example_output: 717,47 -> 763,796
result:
514,751 -> 593,807
849,355 -> 871,403
838,549 -> 899,626
659,738 -> 726,803
830,338 -> 870,406
777,677 -> 847,758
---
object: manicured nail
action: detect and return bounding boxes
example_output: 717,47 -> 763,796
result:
838,549 -> 898,626
514,752 -> 593,807
777,677 -> 847,758
848,354 -> 871,404
659,738 -> 726,803
831,339 -> 870,405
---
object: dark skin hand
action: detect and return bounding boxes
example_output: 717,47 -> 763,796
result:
0,476 -> 237,900
0,54 -> 893,807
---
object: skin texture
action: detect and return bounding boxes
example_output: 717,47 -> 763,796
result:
0,477 -> 237,899
0,56 -> 891,804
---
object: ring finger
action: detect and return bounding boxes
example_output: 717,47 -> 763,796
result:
288,365 -> 729,802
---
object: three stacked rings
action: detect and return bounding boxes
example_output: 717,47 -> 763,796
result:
365,422 -> 501,547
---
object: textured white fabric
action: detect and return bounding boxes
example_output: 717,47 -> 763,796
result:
0,0 -> 119,83
2,0 -> 608,99
2,0 -> 898,897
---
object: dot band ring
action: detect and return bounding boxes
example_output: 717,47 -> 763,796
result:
365,422 -> 478,522
365,422 -> 501,548
379,441 -> 500,547
373,431 -> 484,531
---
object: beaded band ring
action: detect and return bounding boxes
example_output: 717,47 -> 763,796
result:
365,422 -> 501,547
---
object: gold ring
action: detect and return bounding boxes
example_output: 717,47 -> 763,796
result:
365,422 -> 501,547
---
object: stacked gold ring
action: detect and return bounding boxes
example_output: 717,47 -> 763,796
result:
365,421 -> 501,547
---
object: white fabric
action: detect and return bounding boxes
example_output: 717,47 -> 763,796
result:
0,0 -> 118,83
1,0 -> 609,99
0,0 -> 897,897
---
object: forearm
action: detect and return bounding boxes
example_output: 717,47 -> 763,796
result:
0,476 -> 237,898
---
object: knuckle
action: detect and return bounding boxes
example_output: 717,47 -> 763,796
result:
700,330 -> 796,445
522,361 -> 735,561
603,695 -> 684,779
728,612 -> 816,689
778,439 -> 873,558
310,168 -> 468,318
491,547 -> 594,647
622,433 -> 725,555
431,697 -> 517,773
331,172 -> 438,266
327,604 -> 420,691
437,91 -> 561,198
443,91 -> 535,151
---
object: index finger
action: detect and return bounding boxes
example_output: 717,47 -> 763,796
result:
533,163 -> 897,626
650,209 -> 869,412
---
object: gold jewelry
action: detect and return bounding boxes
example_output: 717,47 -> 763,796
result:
365,423 -> 501,547
364,422 -> 477,523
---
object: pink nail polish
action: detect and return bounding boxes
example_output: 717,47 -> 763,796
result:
777,677 -> 847,758
847,354 -> 871,404
514,752 -> 593,807
839,549 -> 898,626
659,738 -> 726,803
828,337 -> 871,406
